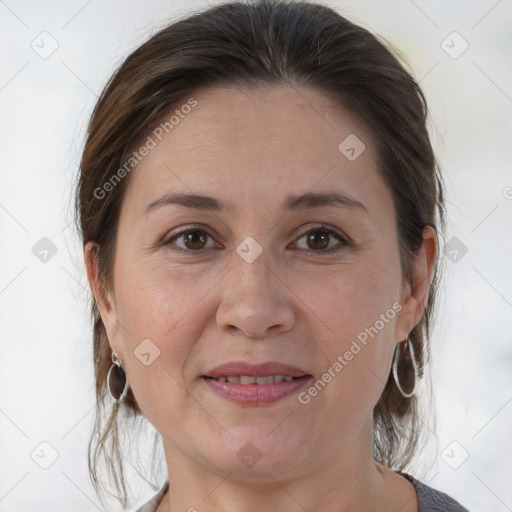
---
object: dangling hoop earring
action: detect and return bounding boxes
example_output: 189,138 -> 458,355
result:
392,332 -> 418,398
107,351 -> 129,401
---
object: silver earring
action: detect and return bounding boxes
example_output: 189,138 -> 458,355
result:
392,332 -> 418,398
107,351 -> 129,401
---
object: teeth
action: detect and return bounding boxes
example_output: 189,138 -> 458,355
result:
212,375 -> 299,384
255,376 -> 273,384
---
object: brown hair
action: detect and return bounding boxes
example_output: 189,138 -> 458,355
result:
75,0 -> 445,507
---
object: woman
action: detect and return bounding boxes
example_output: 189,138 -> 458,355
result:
76,1 -> 470,510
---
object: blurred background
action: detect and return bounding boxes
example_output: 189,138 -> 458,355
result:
0,1 -> 511,510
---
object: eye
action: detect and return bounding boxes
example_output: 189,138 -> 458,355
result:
163,227 -> 219,254
293,224 -> 349,254
163,224 -> 349,255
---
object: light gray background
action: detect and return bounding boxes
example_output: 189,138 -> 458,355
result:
0,1 -> 511,511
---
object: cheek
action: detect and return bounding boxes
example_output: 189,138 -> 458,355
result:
321,257 -> 399,342
113,265 -> 213,428
311,252 -> 400,400
115,245 -> 212,324
112,252 -> 236,381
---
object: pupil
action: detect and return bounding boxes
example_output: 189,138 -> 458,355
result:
185,231 -> 206,249
308,230 -> 329,250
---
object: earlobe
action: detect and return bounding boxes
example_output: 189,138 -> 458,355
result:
395,294 -> 419,343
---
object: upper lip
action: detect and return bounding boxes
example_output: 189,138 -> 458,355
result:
203,361 -> 310,379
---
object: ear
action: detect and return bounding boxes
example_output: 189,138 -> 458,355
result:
84,241 -> 122,355
395,225 -> 439,342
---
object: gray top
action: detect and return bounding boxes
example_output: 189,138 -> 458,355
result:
135,473 -> 470,511
401,473 -> 470,511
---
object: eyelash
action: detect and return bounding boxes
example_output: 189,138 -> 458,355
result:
162,223 -> 349,255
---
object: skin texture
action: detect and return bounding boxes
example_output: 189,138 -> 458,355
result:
86,85 -> 438,512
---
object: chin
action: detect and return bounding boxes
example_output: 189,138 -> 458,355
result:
201,427 -> 310,480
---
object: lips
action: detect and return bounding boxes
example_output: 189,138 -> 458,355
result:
203,374 -> 312,405
202,361 -> 312,405
203,361 -> 310,380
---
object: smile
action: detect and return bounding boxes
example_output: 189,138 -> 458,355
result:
202,375 -> 312,405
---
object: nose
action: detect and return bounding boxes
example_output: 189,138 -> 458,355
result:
216,248 -> 296,339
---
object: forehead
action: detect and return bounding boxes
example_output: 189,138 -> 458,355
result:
120,84 -> 390,219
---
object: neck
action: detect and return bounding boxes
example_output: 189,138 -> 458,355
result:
156,421 -> 410,512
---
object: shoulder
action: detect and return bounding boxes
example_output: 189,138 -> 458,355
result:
133,476 -> 471,512
401,473 -> 471,512
134,481 -> 169,512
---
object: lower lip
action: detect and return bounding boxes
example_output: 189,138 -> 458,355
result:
202,376 -> 312,405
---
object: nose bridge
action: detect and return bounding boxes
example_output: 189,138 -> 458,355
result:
231,236 -> 278,304
216,237 -> 295,337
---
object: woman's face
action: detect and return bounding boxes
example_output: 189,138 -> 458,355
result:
88,85 -> 433,480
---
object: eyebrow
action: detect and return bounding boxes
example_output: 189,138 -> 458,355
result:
143,191 -> 368,215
